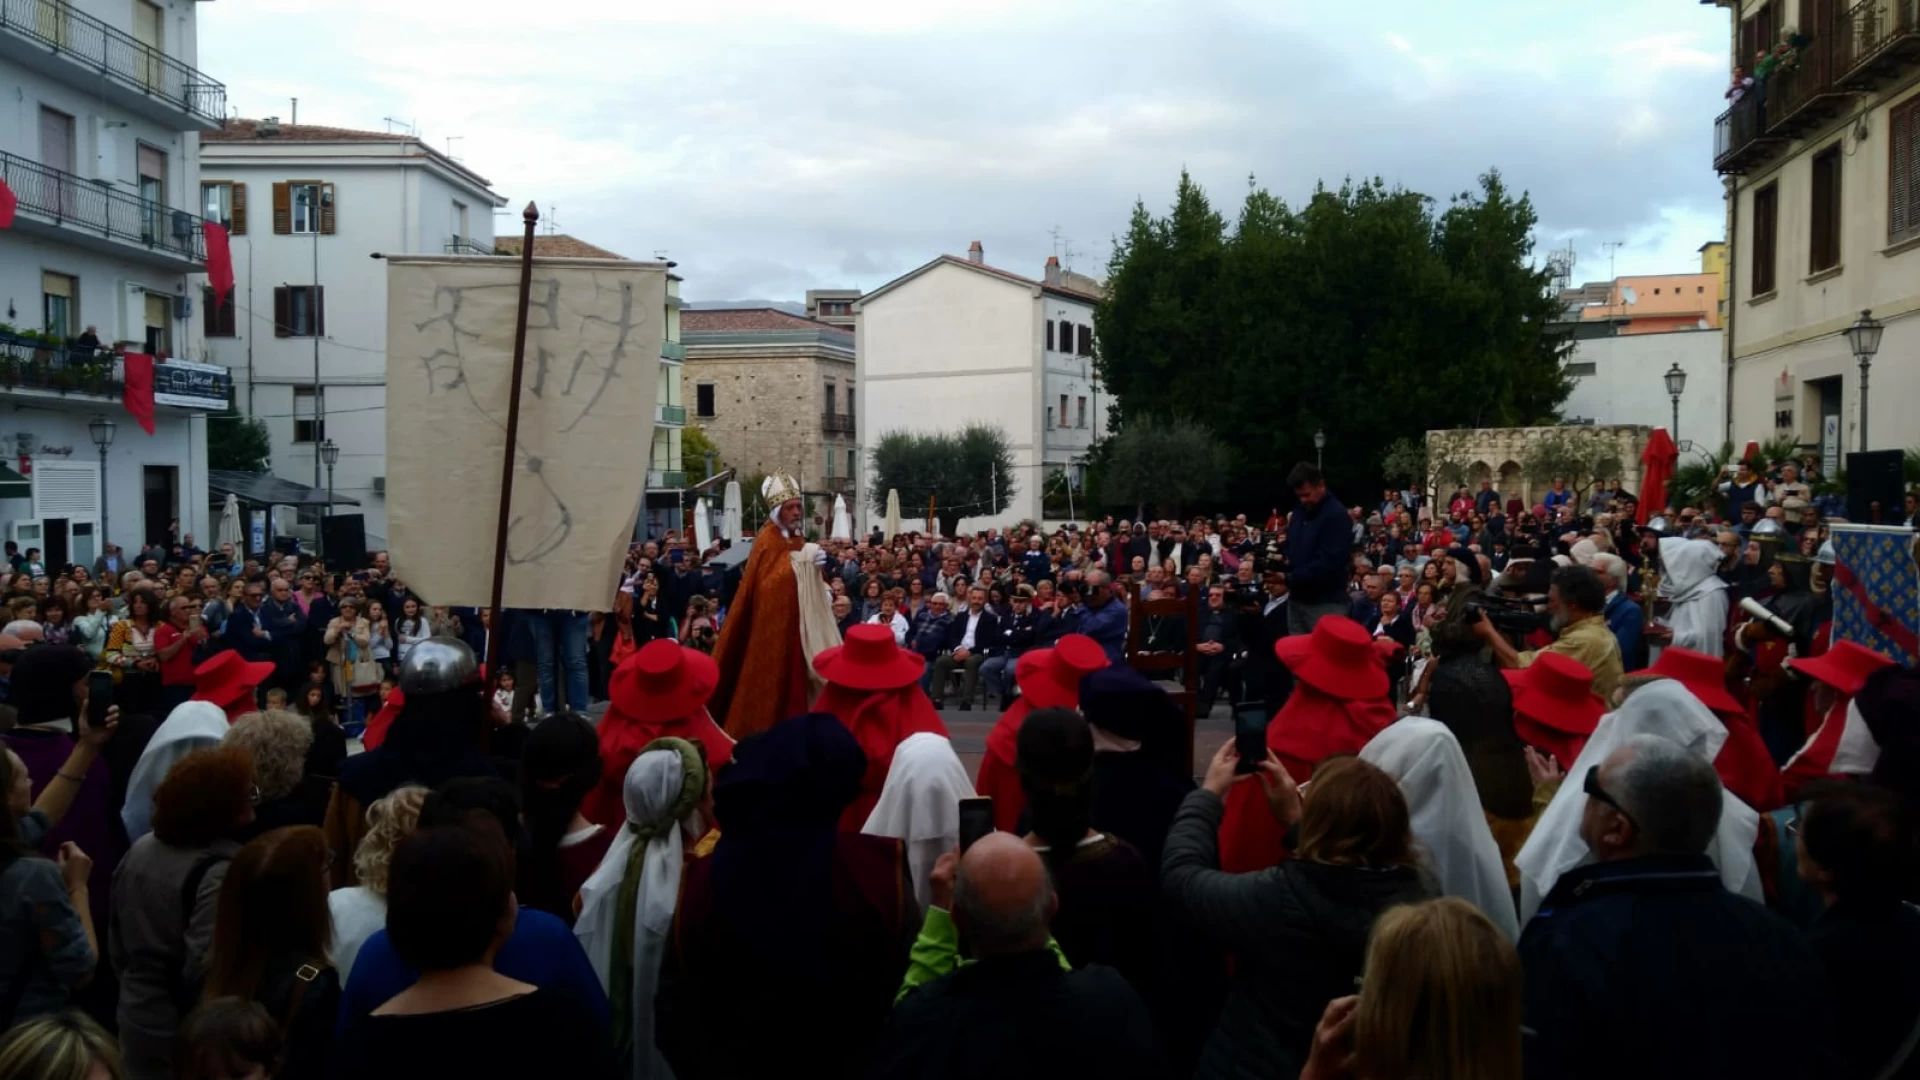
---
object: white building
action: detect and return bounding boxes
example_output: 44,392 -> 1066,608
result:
199,118 -> 508,546
857,244 -> 1107,530
1559,329 -> 1726,449
0,0 -> 231,563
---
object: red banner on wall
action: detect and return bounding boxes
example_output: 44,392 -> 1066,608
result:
122,353 -> 156,435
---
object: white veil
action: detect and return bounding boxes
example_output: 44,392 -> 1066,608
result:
861,732 -> 975,910
1515,679 -> 1760,925
1361,718 -> 1521,941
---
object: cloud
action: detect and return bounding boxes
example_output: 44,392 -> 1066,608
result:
199,0 -> 1731,298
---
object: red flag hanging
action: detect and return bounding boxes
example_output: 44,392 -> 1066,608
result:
0,176 -> 17,229
203,221 -> 234,308
122,352 -> 157,435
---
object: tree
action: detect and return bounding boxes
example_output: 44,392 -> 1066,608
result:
207,402 -> 271,472
868,424 -> 1016,537
1667,441 -> 1734,515
1521,427 -> 1626,507
1096,169 -> 1570,506
1095,417 -> 1229,520
1382,430 -> 1476,506
682,426 -> 721,488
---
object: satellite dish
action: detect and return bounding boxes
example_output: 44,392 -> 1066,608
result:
1620,285 -> 1639,305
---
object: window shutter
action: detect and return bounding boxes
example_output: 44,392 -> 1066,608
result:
1046,320 -> 1054,351
272,182 -> 291,234
1893,99 -> 1918,246
315,286 -> 325,337
320,183 -> 336,235
230,182 -> 247,235
273,286 -> 290,337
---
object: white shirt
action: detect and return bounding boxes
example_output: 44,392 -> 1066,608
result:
868,611 -> 910,645
958,610 -> 983,651
329,886 -> 388,981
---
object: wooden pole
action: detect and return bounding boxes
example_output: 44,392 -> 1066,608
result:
486,201 -> 539,675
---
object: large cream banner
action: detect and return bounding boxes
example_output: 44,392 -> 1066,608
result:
385,255 -> 666,611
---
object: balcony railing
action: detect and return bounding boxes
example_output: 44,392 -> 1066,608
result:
1712,94 -> 1784,173
0,0 -> 226,126
822,410 -> 855,434
1834,0 -> 1920,85
0,149 -> 208,266
655,404 -> 686,425
819,476 -> 854,495
0,335 -> 230,410
1766,30 -> 1850,134
444,236 -> 493,256
661,340 -> 686,362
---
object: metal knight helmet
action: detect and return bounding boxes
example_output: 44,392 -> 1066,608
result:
762,470 -> 803,507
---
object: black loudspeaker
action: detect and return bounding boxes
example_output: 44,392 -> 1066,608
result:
1846,450 -> 1905,525
320,514 -> 368,569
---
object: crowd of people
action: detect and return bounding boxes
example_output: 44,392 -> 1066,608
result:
0,449 -> 1913,1079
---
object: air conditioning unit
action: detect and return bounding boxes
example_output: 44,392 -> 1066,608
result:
371,476 -> 386,496
171,210 -> 195,239
172,293 -> 192,319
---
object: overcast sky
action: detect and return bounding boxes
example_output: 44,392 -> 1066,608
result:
201,0 -> 1732,302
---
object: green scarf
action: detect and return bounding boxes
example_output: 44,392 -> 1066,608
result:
608,736 -> 709,1062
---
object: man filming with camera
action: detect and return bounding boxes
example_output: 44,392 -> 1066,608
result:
1473,563 -> 1623,701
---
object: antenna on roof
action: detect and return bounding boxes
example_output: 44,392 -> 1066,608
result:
382,116 -> 416,135
446,135 -> 464,161
653,249 -> 671,261
544,204 -> 559,235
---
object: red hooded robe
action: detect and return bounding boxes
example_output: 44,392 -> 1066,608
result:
813,682 -> 948,832
583,705 -> 735,829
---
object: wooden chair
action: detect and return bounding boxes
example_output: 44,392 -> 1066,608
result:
1125,590 -> 1201,776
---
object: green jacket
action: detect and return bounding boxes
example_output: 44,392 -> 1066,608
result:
894,905 -> 1072,1004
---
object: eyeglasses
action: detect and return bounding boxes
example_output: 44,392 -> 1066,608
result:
1583,766 -> 1638,829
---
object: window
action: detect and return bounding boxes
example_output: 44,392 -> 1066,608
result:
1892,96 -> 1920,246
273,181 -> 335,235
847,449 -> 856,480
143,293 -> 171,355
1059,394 -> 1069,424
200,181 -> 247,233
1046,320 -> 1055,351
845,385 -> 854,416
1046,406 -> 1055,429
1810,144 -> 1842,273
1076,324 -> 1093,356
202,287 -> 236,337
293,387 -> 324,444
1076,396 -> 1087,428
824,381 -> 837,416
451,199 -> 469,243
273,286 -> 324,337
695,383 -> 716,418
1751,182 -> 1778,296
1565,361 -> 1598,377
137,144 -> 167,243
41,272 -> 76,337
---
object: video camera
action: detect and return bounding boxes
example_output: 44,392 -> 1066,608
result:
1463,593 -> 1552,636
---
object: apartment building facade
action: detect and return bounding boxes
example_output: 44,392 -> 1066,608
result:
0,0 -> 232,559
1711,0 -> 1920,466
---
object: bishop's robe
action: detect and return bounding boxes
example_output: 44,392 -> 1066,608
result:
711,521 -> 841,740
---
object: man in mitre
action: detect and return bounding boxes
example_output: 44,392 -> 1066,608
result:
710,470 -> 844,738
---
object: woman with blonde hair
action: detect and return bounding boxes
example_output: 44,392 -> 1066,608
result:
327,784 -> 428,979
222,710 -> 332,838
1299,897 -> 1522,1080
0,1008 -> 122,1080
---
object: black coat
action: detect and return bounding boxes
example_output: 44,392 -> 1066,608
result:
1091,751 -> 1193,872
1161,790 -> 1427,1080
938,609 -> 1001,655
987,610 -> 1037,658
869,950 -> 1166,1080
1808,899 -> 1920,1079
1519,854 -> 1829,1080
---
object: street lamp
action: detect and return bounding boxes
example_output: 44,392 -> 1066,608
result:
88,415 -> 116,555
1663,362 -> 1687,441
319,438 -> 339,564
1843,309 -> 1883,451
1313,428 -> 1326,470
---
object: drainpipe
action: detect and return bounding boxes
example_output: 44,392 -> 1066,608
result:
1724,174 -> 1737,447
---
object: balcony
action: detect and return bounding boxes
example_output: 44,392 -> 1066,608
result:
0,150 -> 208,270
1713,94 -> 1786,174
0,0 -> 226,130
0,333 -> 231,411
444,236 -> 493,256
661,340 -> 686,363
655,403 -> 686,426
1834,0 -> 1920,87
819,476 -> 854,496
822,410 -> 856,434
1765,32 -> 1852,135
647,469 -> 686,490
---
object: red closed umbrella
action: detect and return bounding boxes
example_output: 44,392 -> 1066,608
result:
1638,428 -> 1678,525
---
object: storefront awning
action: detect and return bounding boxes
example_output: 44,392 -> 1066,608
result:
207,470 -> 360,508
0,465 -> 29,501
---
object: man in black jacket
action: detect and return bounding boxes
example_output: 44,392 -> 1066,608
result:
927,586 -> 999,710
870,834 -> 1165,1080
1196,584 -> 1241,713
980,586 -> 1036,707
1519,733 -> 1828,1079
1281,462 -> 1353,636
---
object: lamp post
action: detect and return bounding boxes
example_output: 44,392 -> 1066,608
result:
319,438 -> 339,565
1663,362 -> 1687,442
1843,309 -> 1883,452
1313,428 -> 1326,471
88,415 -> 116,555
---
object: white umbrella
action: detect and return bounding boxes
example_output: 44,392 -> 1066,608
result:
830,494 -> 852,540
693,497 -> 713,553
216,492 -> 242,549
722,481 -> 742,541
885,488 -> 901,540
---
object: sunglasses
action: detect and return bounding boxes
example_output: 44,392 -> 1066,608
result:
1583,766 -> 1638,829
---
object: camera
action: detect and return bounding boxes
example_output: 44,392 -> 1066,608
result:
1463,596 -> 1552,635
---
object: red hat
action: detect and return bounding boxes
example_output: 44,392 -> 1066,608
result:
812,623 -> 925,691
1504,652 -> 1605,737
1014,634 -> 1109,710
1790,641 -> 1898,697
191,649 -> 275,709
611,639 -> 719,721
1628,647 -> 1744,715
1275,617 -> 1387,701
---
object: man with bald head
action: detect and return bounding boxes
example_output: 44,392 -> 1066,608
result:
872,832 -> 1165,1077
